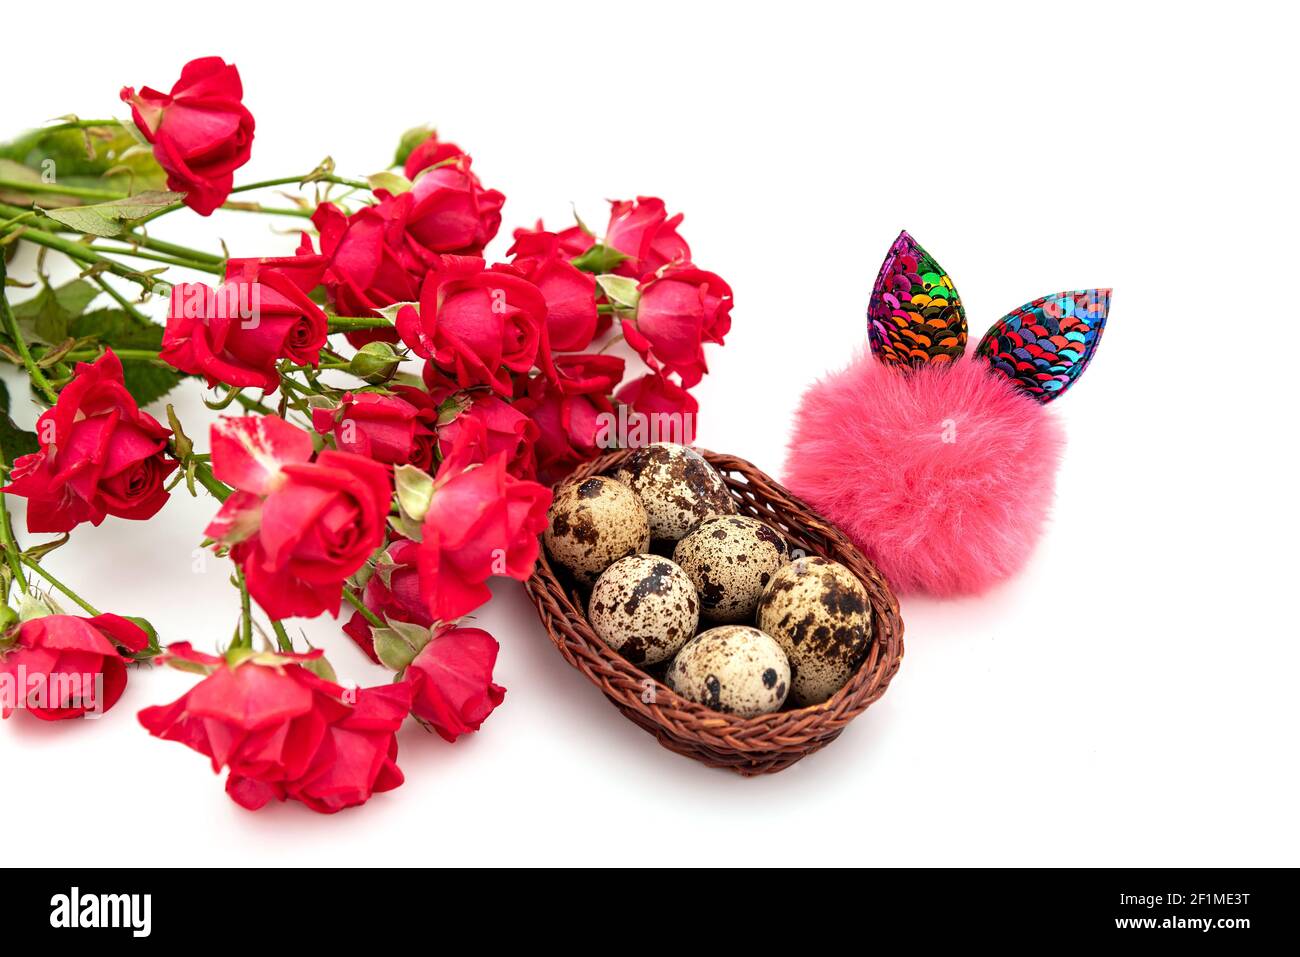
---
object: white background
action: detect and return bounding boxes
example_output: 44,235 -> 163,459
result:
2,1 -> 1296,867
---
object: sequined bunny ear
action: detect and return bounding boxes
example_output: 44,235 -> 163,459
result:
974,289 -> 1111,403
868,231 -> 967,368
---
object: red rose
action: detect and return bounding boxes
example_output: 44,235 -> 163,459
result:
1,613 -> 148,721
417,423 -> 551,622
433,390 -> 538,479
605,197 -> 690,279
2,350 -> 176,533
399,154 -> 504,259
616,373 -> 699,420
205,415 -> 392,620
406,627 -> 505,742
311,391 -> 419,466
402,132 -> 466,180
138,644 -> 411,814
510,220 -> 593,261
310,203 -> 420,346
516,355 -> 623,482
120,57 -> 254,215
622,266 -> 733,388
395,256 -> 545,396
508,229 -> 601,352
342,538 -> 430,663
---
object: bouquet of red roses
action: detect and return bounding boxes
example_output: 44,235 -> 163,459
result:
0,56 -> 733,813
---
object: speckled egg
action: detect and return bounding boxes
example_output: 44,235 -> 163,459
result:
673,516 -> 788,623
613,443 -> 737,545
588,556 -> 699,665
544,476 -> 650,584
667,625 -> 791,717
757,556 -> 873,707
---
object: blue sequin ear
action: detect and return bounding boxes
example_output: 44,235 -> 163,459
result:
974,289 -> 1111,403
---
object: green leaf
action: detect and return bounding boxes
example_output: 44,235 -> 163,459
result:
0,124 -> 167,196
69,309 -> 180,407
394,463 -> 435,524
12,278 -> 99,343
367,171 -> 412,195
393,124 -> 435,167
302,654 -> 338,683
372,628 -> 418,672
17,591 -> 56,622
44,191 -> 185,238
0,380 -> 39,460
572,243 -> 630,274
595,274 -> 640,310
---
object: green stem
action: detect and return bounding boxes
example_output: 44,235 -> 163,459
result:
0,178 -> 122,200
19,555 -> 101,615
343,587 -> 385,629
191,460 -> 231,503
0,259 -> 59,404
134,172 -> 372,227
327,315 -> 395,332
66,348 -> 164,363
0,223 -> 163,293
37,119 -> 123,134
236,566 -> 254,648
282,360 -> 353,373
0,440 -> 27,597
119,232 -> 224,266
270,619 -> 294,653
221,202 -> 314,219
229,174 -> 372,195
88,244 -> 224,274
224,386 -> 273,415
92,276 -> 153,327
0,201 -> 225,267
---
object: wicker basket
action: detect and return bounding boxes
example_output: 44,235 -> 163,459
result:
523,448 -> 905,775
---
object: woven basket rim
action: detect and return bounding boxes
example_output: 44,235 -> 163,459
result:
524,447 -> 905,759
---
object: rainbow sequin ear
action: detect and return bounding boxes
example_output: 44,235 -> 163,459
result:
974,289 -> 1111,403
868,231 -> 967,368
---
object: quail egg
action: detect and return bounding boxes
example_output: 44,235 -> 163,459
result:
757,556 -> 873,706
588,555 -> 699,665
544,476 -> 650,584
667,625 -> 791,717
673,516 -> 788,623
614,443 -> 737,545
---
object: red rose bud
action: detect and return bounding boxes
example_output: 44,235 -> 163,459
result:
348,341 -> 404,383
605,196 -> 691,279
432,390 -> 538,480
309,203 -> 420,346
616,373 -> 699,419
510,220 -> 594,262
622,266 -> 733,388
395,256 -> 545,396
161,259 -> 328,392
508,230 -> 601,352
120,57 -> 254,215
205,415 -> 392,620
548,353 -> 625,395
399,154 -> 504,259
342,538 -> 431,663
2,351 -> 176,533
311,391 -> 420,466
401,131 -> 467,181
1,613 -> 148,721
406,626 -> 505,742
416,421 -> 551,622
515,355 -> 624,482
138,643 -> 411,814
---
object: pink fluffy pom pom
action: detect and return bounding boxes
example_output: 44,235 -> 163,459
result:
783,354 -> 1065,597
